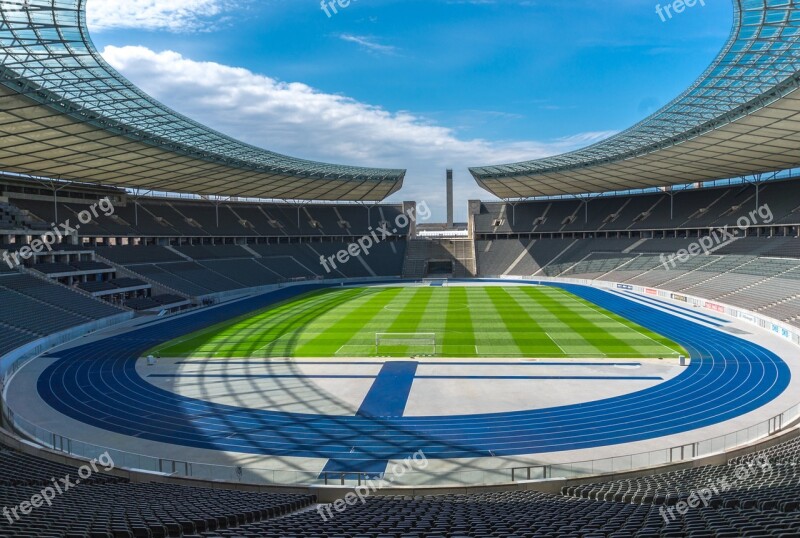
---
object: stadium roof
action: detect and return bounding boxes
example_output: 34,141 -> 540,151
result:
0,0 -> 405,201
470,0 -> 800,199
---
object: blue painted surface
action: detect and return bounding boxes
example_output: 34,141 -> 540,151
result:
357,361 -> 418,419
619,290 -> 728,326
35,280 -> 791,474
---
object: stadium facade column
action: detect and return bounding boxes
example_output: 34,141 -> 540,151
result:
446,169 -> 454,229
403,201 -> 418,237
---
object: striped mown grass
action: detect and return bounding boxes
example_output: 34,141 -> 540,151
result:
153,286 -> 687,359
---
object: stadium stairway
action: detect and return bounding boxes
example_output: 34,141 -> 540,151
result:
402,239 -> 476,278
402,240 -> 429,278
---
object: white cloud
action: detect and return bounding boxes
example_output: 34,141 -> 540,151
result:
100,45 -> 615,219
87,0 -> 233,32
337,34 -> 400,56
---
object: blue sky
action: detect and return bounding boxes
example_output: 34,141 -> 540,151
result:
87,0 -> 732,220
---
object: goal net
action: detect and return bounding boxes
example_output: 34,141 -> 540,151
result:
375,333 -> 436,356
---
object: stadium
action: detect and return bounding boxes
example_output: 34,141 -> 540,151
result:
1,0 -> 800,536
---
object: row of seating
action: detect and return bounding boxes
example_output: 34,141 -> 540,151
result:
9,197 -> 410,239
0,273 -> 124,356
4,433 -> 800,536
0,321 -> 39,357
194,435 -> 800,537
195,491 -> 800,537
31,262 -> 113,275
476,238 -> 800,326
474,178 -> 800,234
125,294 -> 188,311
0,443 -> 315,538
77,278 -> 149,294
112,242 -> 407,297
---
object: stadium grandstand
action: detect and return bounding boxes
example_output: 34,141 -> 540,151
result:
1,0 -> 800,537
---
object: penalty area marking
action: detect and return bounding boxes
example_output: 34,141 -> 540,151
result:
335,344 -> 374,356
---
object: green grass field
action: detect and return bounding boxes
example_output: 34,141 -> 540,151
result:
154,286 -> 686,359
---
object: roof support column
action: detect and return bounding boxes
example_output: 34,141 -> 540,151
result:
508,201 -> 519,227
754,174 -> 765,210
27,175 -> 68,227
668,190 -> 676,221
359,201 -> 376,230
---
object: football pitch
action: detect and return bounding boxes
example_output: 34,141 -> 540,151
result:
154,286 -> 687,359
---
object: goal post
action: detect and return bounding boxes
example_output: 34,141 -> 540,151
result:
375,333 -> 436,356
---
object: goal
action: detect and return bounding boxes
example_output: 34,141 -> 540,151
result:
375,333 -> 436,356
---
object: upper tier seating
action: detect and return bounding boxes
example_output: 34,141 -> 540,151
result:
474,178 -> 800,234
8,197 -> 410,238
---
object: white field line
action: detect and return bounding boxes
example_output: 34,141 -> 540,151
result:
502,288 -> 571,357
547,333 -> 569,357
251,331 -> 302,354
550,289 -> 682,357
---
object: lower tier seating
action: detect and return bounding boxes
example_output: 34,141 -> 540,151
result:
476,238 -> 800,328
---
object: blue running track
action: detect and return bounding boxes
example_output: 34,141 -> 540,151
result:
34,281 -> 791,473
